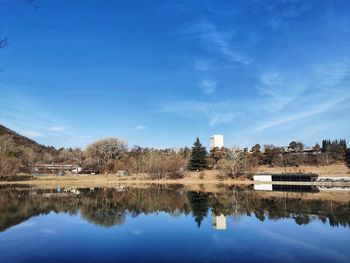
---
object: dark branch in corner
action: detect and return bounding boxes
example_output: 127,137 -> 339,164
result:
0,1 -> 39,49
0,38 -> 8,48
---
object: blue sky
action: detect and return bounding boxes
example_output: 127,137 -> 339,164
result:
0,0 -> 349,149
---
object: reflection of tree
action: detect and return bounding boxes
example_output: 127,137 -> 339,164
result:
0,186 -> 350,233
81,208 -> 126,228
187,191 -> 209,227
295,214 -> 310,225
254,210 -> 266,221
0,187 -> 78,232
169,209 -> 182,218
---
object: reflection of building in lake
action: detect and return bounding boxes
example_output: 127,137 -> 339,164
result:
254,184 -> 319,193
212,212 -> 226,230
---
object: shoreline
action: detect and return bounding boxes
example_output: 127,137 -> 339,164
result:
1,174 -> 350,189
1,175 -> 350,203
1,164 -> 349,189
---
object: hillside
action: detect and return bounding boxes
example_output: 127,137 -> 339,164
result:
0,124 -> 61,176
0,124 -> 53,153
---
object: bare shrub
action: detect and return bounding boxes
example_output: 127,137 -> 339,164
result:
199,171 -> 204,180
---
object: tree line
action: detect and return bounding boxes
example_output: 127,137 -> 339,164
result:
0,133 -> 349,177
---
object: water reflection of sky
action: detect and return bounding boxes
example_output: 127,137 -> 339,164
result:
1,210 -> 349,263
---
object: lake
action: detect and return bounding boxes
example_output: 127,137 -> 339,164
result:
0,185 -> 349,263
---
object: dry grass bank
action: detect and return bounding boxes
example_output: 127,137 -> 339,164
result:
256,163 -> 350,177
0,164 -> 349,189
0,173 -> 248,190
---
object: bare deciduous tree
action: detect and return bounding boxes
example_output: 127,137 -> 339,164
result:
84,138 -> 127,173
218,147 -> 246,178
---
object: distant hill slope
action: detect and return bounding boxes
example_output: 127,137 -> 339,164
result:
0,124 -> 53,152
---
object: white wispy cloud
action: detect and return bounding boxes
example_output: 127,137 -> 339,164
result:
48,126 -> 66,132
209,113 -> 235,127
182,21 -> 251,65
0,84 -> 70,144
312,60 -> 350,89
256,59 -> 350,112
199,79 -> 217,94
231,59 -> 350,145
22,130 -> 44,138
254,96 -> 350,132
162,100 -> 236,127
256,70 -> 308,111
134,125 -> 147,130
75,135 -> 93,139
194,59 -> 212,71
263,1 -> 313,30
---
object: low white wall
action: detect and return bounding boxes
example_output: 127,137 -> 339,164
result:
253,175 -> 272,182
254,184 -> 273,191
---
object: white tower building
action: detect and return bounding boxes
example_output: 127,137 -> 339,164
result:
210,135 -> 224,149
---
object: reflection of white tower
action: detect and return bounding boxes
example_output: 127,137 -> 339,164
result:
210,135 -> 224,149
212,213 -> 227,230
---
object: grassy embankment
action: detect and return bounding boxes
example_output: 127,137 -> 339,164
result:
0,164 -> 349,189
256,163 -> 350,177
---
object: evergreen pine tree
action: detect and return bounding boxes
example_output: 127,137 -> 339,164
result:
188,137 -> 207,171
346,148 -> 350,168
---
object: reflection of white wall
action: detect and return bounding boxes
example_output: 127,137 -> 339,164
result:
318,177 -> 350,182
210,135 -> 224,149
253,175 -> 272,182
212,213 -> 226,230
254,184 -> 273,191
317,186 -> 350,191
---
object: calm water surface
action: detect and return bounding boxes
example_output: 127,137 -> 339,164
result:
0,185 -> 349,263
